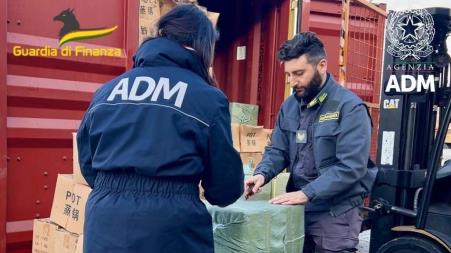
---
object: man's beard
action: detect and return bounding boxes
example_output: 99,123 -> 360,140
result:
296,71 -> 323,102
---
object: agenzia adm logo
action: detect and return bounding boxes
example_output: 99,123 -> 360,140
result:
386,9 -> 435,60
54,8 -> 118,47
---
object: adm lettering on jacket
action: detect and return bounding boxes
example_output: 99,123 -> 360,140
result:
107,76 -> 188,108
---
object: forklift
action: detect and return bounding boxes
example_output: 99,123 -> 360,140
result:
368,7 -> 451,253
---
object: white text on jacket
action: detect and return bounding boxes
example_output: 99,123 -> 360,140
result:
107,77 -> 187,108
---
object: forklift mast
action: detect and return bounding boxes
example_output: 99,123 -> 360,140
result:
370,7 -> 451,253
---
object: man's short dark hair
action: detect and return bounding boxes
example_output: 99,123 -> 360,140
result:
277,32 -> 326,64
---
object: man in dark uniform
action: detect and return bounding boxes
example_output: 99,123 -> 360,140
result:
244,32 -> 376,252
77,5 -> 243,253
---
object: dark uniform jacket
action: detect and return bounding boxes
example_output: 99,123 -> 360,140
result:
77,37 -> 244,252
254,75 -> 377,216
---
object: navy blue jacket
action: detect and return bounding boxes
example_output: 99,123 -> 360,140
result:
254,76 -> 377,216
77,37 -> 244,207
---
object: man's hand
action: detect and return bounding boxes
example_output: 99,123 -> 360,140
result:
269,191 -> 309,205
244,174 -> 265,200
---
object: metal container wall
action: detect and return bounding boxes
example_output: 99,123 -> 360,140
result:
211,0 -> 290,128
301,0 -> 386,159
2,1 -> 138,252
1,0 -> 8,252
346,0 -> 386,160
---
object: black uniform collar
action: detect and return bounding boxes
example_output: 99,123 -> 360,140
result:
133,37 -> 209,82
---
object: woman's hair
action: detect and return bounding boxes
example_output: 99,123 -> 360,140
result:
156,4 -> 218,85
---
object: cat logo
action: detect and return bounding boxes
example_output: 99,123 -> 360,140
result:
54,8 -> 118,47
383,99 -> 400,109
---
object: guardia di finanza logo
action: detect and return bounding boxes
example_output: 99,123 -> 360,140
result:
386,9 -> 435,60
54,8 -> 118,47
12,8 -> 121,57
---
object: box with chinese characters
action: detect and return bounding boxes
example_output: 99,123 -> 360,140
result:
138,0 -> 161,44
240,124 -> 272,153
32,218 -> 82,253
50,174 -> 92,234
138,0 -> 220,45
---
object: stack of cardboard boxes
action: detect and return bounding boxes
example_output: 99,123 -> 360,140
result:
207,103 -> 303,252
32,134 -> 91,253
199,102 -> 289,200
138,0 -> 220,45
230,102 -> 290,198
237,124 -> 271,174
230,102 -> 267,174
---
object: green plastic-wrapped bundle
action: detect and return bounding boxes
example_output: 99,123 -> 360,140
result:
207,200 -> 304,253
229,102 -> 259,126
271,173 -> 290,198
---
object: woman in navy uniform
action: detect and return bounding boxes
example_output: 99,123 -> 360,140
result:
77,5 -> 244,252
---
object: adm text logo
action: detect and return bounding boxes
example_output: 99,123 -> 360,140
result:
13,8 -> 121,57
384,9 -> 437,94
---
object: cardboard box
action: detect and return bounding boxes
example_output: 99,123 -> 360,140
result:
32,219 -> 58,253
231,123 -> 240,152
54,228 -> 79,253
207,11 -> 220,27
230,102 -> 259,126
139,0 -> 161,44
139,0 -> 160,21
197,5 -> 220,27
50,174 -> 92,234
65,183 -> 92,234
263,128 -> 273,146
72,133 -> 88,186
240,125 -> 267,153
160,0 -> 177,16
75,234 -> 83,253
271,173 -> 290,198
50,175 -> 74,229
240,152 -> 263,175
33,218 -> 81,253
138,0 -> 220,45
